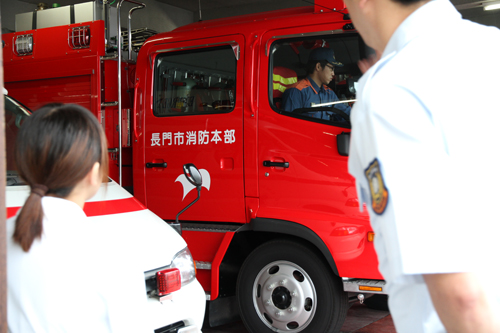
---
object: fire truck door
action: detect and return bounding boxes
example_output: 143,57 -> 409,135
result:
258,33 -> 363,227
144,41 -> 246,223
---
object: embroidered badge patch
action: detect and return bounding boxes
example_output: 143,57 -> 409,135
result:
364,158 -> 389,215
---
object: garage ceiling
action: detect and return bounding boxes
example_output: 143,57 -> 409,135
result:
19,0 -> 308,12
155,0 -> 497,11
156,0 -> 295,12
19,0 -> 500,14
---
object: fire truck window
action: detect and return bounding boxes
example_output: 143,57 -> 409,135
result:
154,45 -> 236,116
270,34 -> 366,127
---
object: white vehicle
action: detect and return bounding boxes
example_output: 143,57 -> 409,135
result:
4,93 -> 206,333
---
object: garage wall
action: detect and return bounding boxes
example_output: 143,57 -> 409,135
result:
1,1 -> 34,33
197,0 -> 500,30
194,0 -> 305,21
0,0 -> 194,34
2,0 -> 499,33
460,7 -> 500,29
194,0 -> 500,30
121,0 -> 193,33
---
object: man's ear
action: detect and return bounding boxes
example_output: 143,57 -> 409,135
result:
315,62 -> 322,72
358,0 -> 369,8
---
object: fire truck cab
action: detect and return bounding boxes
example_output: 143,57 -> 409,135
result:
133,1 -> 384,332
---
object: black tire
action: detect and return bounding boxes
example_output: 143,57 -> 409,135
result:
364,294 -> 389,311
236,239 -> 348,333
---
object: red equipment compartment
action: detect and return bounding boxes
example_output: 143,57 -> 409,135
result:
3,20 -> 134,187
6,75 -> 93,112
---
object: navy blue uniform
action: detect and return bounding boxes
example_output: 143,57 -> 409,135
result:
282,77 -> 351,120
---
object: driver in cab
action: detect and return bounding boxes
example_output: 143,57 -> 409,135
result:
282,47 -> 351,120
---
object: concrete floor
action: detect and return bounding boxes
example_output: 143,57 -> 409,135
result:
203,302 -> 395,333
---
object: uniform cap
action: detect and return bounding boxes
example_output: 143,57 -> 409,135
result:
309,47 -> 343,67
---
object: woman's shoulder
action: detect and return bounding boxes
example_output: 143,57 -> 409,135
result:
41,197 -> 86,223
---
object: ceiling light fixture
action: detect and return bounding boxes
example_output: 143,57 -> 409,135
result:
484,2 -> 500,10
455,0 -> 500,10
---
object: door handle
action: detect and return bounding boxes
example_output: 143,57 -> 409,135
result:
263,160 -> 289,168
146,162 -> 167,168
133,85 -> 141,140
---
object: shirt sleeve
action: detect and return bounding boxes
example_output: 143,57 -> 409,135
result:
328,90 -> 351,116
361,83 -> 485,276
332,102 -> 351,116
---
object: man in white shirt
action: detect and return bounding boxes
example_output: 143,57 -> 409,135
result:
345,0 -> 500,331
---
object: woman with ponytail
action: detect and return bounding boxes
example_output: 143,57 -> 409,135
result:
7,104 -> 146,332
12,103 -> 108,252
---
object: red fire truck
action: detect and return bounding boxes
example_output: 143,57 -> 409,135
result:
3,0 -> 385,332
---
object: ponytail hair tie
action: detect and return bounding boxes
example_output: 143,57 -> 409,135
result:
31,184 -> 48,197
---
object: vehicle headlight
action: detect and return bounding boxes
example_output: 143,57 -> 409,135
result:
171,247 -> 196,286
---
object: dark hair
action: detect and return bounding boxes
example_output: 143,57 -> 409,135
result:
13,104 -> 109,252
306,59 -> 329,75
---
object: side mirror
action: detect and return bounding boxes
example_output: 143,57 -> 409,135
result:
337,132 -> 350,156
183,163 -> 202,187
174,163 -> 203,235
347,77 -> 359,95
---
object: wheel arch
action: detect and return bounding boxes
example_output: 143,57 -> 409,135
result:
217,217 -> 339,299
244,218 -> 339,275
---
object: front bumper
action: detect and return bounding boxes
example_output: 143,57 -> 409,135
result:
147,279 -> 206,332
343,278 -> 387,294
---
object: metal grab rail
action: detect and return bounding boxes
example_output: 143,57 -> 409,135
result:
116,0 -> 146,186
310,99 -> 357,107
128,5 -> 145,61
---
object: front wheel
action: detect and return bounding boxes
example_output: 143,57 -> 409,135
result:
237,239 -> 348,333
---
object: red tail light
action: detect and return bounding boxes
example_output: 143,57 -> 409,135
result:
157,268 -> 181,296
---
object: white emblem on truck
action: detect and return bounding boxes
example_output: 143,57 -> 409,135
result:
175,169 -> 211,200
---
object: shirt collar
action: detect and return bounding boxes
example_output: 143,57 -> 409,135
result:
42,196 -> 87,219
383,0 -> 461,58
307,76 -> 323,93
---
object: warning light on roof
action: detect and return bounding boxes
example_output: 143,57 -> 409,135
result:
14,34 -> 33,56
485,3 -> 500,10
69,26 -> 91,49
